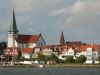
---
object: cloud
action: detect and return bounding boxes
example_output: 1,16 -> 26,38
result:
65,0 -> 100,25
11,0 -> 59,12
49,0 -> 100,26
48,0 -> 100,43
0,20 -> 7,41
69,0 -> 85,15
49,0 -> 100,16
17,16 -> 29,25
0,34 -> 6,41
48,8 -> 67,16
48,0 -> 85,16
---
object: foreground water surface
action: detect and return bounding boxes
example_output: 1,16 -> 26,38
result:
0,67 -> 100,75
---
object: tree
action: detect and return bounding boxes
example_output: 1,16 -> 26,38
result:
50,54 -> 58,62
64,56 -> 75,63
37,54 -> 45,61
76,55 -> 86,63
98,57 -> 100,63
20,56 -> 25,61
1,41 -> 7,49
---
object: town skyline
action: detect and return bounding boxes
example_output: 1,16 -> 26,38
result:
0,0 -> 100,44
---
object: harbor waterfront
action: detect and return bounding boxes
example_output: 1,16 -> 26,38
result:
0,67 -> 100,75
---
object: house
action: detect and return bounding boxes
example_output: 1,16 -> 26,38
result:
42,46 -> 53,56
33,45 -> 60,58
32,46 -> 41,58
74,44 -> 100,64
21,48 -> 33,59
58,45 -> 76,60
4,47 -> 20,56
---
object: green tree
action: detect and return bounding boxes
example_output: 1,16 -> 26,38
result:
37,54 -> 45,61
20,56 -> 25,61
1,41 -> 7,49
76,55 -> 86,63
50,54 -> 61,63
65,56 -> 75,63
0,41 -> 7,55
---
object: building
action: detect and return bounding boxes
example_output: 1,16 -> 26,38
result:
4,10 -> 46,59
79,45 -> 100,64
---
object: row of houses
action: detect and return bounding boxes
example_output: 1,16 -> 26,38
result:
2,10 -> 100,64
33,43 -> 100,64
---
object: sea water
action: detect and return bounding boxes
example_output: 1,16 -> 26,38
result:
0,67 -> 100,75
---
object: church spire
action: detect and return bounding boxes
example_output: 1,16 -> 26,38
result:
60,31 -> 65,45
8,10 -> 18,33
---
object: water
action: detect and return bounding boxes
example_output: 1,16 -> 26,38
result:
0,67 -> 100,75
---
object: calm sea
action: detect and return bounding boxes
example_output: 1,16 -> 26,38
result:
0,67 -> 100,75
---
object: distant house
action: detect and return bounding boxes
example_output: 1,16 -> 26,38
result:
58,45 -> 76,60
4,47 -> 19,56
21,48 -> 33,59
79,45 -> 100,64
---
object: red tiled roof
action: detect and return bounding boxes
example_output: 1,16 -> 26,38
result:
16,34 -> 40,43
79,45 -> 99,52
66,41 -> 82,45
22,48 -> 33,53
61,44 -> 100,52
42,45 -> 61,49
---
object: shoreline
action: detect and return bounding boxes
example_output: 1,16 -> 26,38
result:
44,64 -> 100,68
1,64 -> 100,68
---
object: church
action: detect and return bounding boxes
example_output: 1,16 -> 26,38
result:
4,10 -> 46,58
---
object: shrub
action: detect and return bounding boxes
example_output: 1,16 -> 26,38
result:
37,54 -> 45,61
64,56 -> 75,63
76,55 -> 86,64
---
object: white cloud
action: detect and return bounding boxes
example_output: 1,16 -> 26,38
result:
49,0 -> 100,26
11,0 -> 59,12
0,18 -> 7,30
48,0 -> 85,16
49,0 -> 100,16
17,16 -> 29,25
69,0 -> 85,15
49,8 -> 67,16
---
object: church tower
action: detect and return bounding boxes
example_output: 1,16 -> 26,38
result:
60,31 -> 65,45
8,10 -> 19,47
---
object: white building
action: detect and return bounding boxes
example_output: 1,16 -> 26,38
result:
77,45 -> 100,64
58,47 -> 75,60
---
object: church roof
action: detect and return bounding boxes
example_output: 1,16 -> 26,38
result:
8,10 -> 18,32
60,31 -> 65,45
16,34 -> 40,43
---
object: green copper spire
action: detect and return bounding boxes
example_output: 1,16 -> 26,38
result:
8,10 -> 18,33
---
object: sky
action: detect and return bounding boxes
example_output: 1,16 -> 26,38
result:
0,0 -> 100,44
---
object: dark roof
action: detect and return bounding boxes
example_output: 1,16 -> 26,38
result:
8,10 -> 18,32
